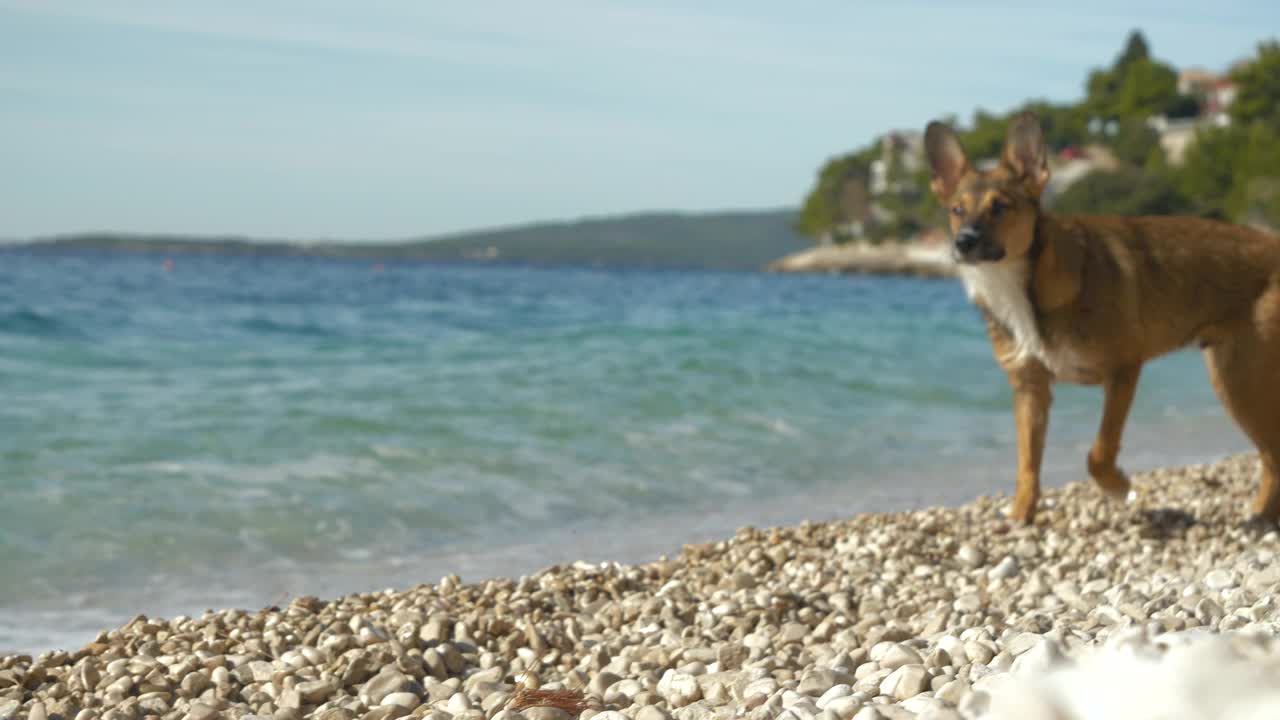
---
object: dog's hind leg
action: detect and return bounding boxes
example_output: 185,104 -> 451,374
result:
1203,292 -> 1280,522
1255,453 -> 1280,522
1087,365 -> 1141,502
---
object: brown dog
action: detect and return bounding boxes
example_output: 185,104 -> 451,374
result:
924,111 -> 1280,524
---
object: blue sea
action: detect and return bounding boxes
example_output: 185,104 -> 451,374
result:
0,250 -> 1250,652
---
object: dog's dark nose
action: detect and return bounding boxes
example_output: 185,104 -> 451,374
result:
954,226 -> 980,256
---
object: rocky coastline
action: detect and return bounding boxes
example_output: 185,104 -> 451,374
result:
3,454 -> 1280,720
765,243 -> 955,278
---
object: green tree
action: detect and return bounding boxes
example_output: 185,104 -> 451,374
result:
1023,101 -> 1091,149
960,109 -> 1010,162
1226,121 -> 1280,222
1116,58 -> 1179,118
1229,41 -> 1280,128
1051,166 -> 1190,216
1084,30 -> 1178,122
1109,119 -> 1162,166
1176,124 -> 1248,217
1241,177 -> 1280,228
1116,30 -> 1151,72
794,30 -> 1280,239
869,168 -> 934,244
796,148 -> 876,239
1085,67 -> 1122,121
957,102 -> 1089,161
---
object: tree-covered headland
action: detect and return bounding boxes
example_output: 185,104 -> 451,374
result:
797,32 -> 1280,245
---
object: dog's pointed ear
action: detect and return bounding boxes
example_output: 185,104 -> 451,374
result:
1002,111 -> 1050,198
925,121 -> 969,201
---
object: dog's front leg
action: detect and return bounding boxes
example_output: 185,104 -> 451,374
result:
1087,365 -> 1140,501
1008,364 -> 1052,524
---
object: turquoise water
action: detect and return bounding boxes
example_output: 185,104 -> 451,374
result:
0,250 -> 1249,651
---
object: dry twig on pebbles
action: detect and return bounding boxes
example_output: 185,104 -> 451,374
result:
507,686 -> 588,716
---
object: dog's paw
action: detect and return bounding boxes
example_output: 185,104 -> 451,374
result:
1097,482 -> 1135,504
1093,470 -> 1134,504
1243,514 -> 1279,534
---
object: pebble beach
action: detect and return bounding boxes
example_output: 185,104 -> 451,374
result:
4,454 -> 1280,720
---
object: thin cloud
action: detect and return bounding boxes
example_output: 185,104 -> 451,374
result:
1,0 -> 1277,237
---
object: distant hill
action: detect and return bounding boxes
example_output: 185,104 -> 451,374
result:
14,208 -> 809,271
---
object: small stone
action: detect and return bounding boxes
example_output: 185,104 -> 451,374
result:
965,642 -> 995,665
988,650 -> 1015,672
1246,566 -> 1280,593
523,708 -> 572,720
1204,569 -> 1240,591
823,696 -> 863,720
936,636 -> 967,666
421,649 -> 447,680
361,669 -> 414,706
180,671 -> 211,697
276,690 -> 302,710
185,703 -> 220,720
953,594 -> 983,614
988,556 -> 1020,580
879,644 -> 923,671
816,684 -> 853,709
1011,638 -> 1064,674
716,643 -> 748,670
780,622 -> 810,644
1195,597 -> 1225,625
363,706 -> 410,720
1002,633 -> 1042,656
234,660 -> 275,685
588,672 -> 622,696
957,545 -> 986,568
438,643 -> 466,674
137,693 -> 171,715
935,679 -> 969,706
879,664 -> 929,701
901,696 -> 944,715
744,677 -> 780,700
798,669 -> 850,696
296,678 -> 337,705
382,692 -> 421,709
635,706 -> 672,720
703,680 -> 729,706
656,670 -> 701,707
446,692 -> 472,713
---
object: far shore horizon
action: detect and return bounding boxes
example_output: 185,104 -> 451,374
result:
5,204 -> 802,247
2,207 -> 813,273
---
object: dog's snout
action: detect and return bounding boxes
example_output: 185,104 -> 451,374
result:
954,226 -> 980,255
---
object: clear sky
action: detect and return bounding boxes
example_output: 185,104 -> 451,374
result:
2,1 -> 1276,240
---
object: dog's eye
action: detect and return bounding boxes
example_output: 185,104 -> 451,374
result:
990,200 -> 1007,217
951,205 -> 964,217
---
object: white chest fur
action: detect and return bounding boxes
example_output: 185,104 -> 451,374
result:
959,261 -> 1052,371
959,262 -> 1093,380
